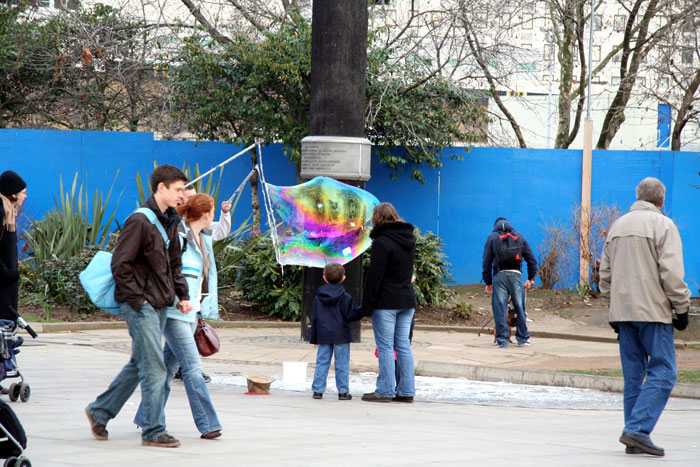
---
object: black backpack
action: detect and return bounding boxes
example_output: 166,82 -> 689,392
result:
496,232 -> 523,266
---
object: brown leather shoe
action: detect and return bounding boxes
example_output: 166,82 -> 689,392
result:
361,392 -> 391,402
85,407 -> 108,441
201,430 -> 222,440
142,433 -> 181,447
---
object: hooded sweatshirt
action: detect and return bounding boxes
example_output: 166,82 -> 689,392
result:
481,219 -> 537,286
309,283 -> 356,345
361,221 -> 417,316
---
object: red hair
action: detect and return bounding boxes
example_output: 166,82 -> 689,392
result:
176,193 -> 214,221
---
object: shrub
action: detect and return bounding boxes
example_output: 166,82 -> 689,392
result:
235,235 -> 303,321
412,228 -> 453,306
20,243 -> 110,316
362,228 -> 453,307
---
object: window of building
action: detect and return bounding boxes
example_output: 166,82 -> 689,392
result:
637,76 -> 646,86
369,0 -> 394,5
54,0 -> 79,9
521,43 -> 532,50
613,53 -> 621,63
682,18 -> 695,33
592,45 -> 601,62
544,44 -> 552,60
594,14 -> 602,31
521,32 -> 532,41
682,49 -> 693,64
612,76 -> 621,85
614,15 -> 625,32
522,13 -> 533,30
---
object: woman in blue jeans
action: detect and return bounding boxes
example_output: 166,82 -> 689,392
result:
135,193 -> 222,439
360,203 -> 417,403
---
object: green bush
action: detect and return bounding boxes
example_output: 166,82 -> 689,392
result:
412,228 -> 453,306
363,228 -> 453,307
235,228 -> 453,321
20,244 -> 109,316
235,235 -> 303,321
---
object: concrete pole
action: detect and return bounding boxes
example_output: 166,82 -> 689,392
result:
580,0 -> 595,287
580,119 -> 593,286
300,0 -> 368,342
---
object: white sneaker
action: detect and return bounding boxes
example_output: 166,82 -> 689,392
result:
517,341 -> 531,347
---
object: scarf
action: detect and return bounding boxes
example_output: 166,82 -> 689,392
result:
0,194 -> 16,233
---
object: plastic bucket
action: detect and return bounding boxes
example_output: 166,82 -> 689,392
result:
282,362 -> 308,386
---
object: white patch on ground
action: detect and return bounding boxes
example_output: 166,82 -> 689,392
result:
210,372 -> 622,409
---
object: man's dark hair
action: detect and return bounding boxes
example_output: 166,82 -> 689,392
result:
151,164 -> 187,193
323,262 -> 345,284
493,217 -> 507,226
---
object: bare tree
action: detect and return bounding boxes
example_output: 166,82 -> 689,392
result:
641,3 -> 700,150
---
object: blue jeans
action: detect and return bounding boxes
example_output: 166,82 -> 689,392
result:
311,343 -> 350,393
372,309 -> 415,397
88,302 -> 168,441
618,322 -> 676,437
492,271 -> 530,346
134,318 -> 221,435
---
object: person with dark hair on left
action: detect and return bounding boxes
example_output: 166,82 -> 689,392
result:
0,170 -> 28,325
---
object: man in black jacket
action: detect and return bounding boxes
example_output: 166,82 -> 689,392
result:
482,217 -> 537,348
86,165 -> 192,448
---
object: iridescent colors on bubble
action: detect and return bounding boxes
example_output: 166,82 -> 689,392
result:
265,176 -> 379,267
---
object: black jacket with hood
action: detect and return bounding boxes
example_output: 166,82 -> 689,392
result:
111,196 -> 189,311
361,221 -> 417,316
481,218 -> 537,286
309,283 -> 356,345
0,203 -> 19,322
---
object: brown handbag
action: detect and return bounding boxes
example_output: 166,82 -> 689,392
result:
195,319 -> 220,357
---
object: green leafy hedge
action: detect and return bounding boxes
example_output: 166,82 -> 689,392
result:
235,228 -> 453,322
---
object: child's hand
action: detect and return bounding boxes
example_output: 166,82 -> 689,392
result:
314,344 -> 318,347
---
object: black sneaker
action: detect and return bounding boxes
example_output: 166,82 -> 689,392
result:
625,446 -> 642,454
202,372 -> 212,383
312,392 -> 323,399
142,433 -> 181,448
392,395 -> 414,403
85,407 -> 108,441
338,393 -> 352,400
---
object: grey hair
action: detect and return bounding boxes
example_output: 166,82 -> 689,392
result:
636,177 -> 665,207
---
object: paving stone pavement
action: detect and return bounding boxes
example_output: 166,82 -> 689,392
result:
6,326 -> 700,466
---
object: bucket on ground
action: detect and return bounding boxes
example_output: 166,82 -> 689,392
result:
282,362 -> 308,386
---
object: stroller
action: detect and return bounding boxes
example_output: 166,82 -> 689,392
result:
0,400 -> 29,467
0,319 -> 36,404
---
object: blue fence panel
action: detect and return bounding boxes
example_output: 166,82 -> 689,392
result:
1,128 -> 698,295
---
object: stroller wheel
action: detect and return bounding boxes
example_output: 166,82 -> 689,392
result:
19,383 -> 30,402
8,384 -> 19,402
16,457 -> 32,467
3,457 -> 16,467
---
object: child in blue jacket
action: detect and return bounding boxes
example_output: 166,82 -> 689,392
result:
310,262 -> 356,400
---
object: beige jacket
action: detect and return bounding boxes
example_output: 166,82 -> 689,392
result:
600,200 -> 690,323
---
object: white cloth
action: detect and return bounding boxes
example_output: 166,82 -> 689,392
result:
206,211 -> 231,241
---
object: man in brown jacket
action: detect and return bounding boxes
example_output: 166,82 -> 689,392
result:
86,165 -> 192,448
600,177 -> 691,457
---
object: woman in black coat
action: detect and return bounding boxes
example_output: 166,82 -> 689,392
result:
360,202 -> 417,403
0,171 -> 28,324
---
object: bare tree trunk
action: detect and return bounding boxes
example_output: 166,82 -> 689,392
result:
596,0 -> 658,149
553,0 -> 577,148
671,68 -> 700,151
249,147 -> 261,231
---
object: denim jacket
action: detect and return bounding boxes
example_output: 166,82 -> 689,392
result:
167,221 -> 220,323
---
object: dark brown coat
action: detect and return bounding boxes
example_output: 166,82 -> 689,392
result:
111,197 -> 189,311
